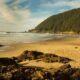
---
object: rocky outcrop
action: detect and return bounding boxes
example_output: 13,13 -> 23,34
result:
0,63 -> 80,80
17,50 -> 72,63
0,58 -> 18,66
17,50 -> 43,62
0,45 -> 4,47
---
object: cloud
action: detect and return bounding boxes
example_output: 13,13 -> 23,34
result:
40,0 -> 80,9
0,0 -> 46,31
68,1 -> 80,8
0,0 -> 31,31
0,0 -> 16,23
40,0 -> 80,8
38,0 -> 80,16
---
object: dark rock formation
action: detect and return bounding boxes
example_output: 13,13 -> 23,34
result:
0,58 -> 18,66
0,45 -> 4,47
17,50 -> 43,62
17,50 -> 72,63
0,63 -> 80,80
54,64 -> 80,80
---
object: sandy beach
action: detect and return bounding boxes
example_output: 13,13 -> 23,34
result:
0,36 -> 80,69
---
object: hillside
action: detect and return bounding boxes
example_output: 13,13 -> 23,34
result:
29,8 -> 80,34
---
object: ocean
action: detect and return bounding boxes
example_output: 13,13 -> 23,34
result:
0,32 -> 55,51
0,32 -> 79,45
0,32 -> 55,45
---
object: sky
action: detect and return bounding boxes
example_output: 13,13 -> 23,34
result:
0,0 -> 80,32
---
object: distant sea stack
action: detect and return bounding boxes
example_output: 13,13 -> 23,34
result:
29,8 -> 80,34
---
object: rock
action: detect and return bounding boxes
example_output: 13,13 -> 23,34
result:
17,50 -> 72,64
0,63 -> 80,80
75,46 -> 78,49
72,69 -> 80,79
59,64 -> 71,71
0,45 -> 4,47
18,50 -> 44,61
0,58 -> 18,66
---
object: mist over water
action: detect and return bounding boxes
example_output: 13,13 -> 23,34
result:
0,32 -> 55,45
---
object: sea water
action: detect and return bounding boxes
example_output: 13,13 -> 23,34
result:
0,32 -> 55,45
0,32 -> 79,51
0,32 -> 79,45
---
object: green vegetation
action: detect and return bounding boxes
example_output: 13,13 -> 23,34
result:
30,8 -> 80,34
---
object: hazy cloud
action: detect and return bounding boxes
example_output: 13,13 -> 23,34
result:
40,0 -> 80,9
0,0 -> 31,31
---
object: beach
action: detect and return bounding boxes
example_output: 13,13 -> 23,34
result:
0,36 -> 80,68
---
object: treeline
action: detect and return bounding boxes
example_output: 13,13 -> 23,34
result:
30,8 -> 80,34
